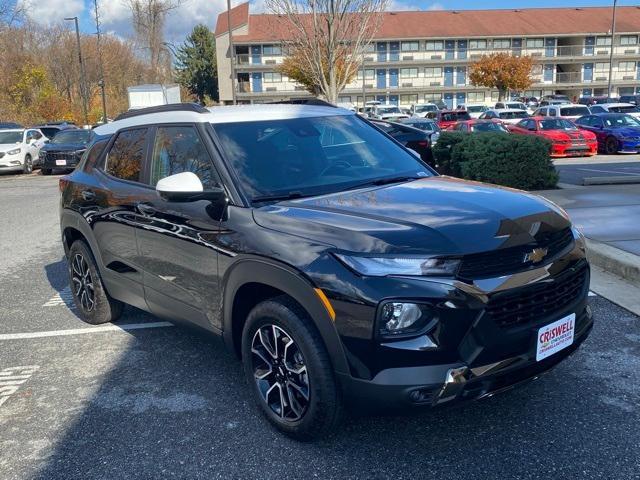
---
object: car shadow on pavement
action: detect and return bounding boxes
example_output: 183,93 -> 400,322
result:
25,298 -> 639,479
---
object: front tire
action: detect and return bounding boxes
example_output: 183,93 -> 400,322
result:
23,155 -> 32,174
241,297 -> 342,440
604,136 -> 619,155
67,240 -> 123,324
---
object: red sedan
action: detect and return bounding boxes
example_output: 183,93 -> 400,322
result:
451,119 -> 510,133
509,117 -> 598,158
426,110 -> 471,130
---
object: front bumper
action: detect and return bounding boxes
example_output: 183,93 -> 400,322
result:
617,139 -> 640,154
551,142 -> 598,158
41,153 -> 81,170
338,305 -> 592,410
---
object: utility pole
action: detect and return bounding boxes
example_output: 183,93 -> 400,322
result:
65,17 -> 89,126
94,0 -> 108,123
226,0 -> 237,105
606,0 -> 618,98
361,55 -> 366,110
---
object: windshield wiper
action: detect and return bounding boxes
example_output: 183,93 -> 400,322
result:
251,191 -> 305,203
346,175 -> 425,191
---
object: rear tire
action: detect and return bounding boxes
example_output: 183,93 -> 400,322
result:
23,155 -> 32,174
604,136 -> 619,155
241,296 -> 342,440
67,240 -> 123,325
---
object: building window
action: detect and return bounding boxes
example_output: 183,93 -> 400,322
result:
338,96 -> 352,103
621,35 -> 638,46
400,94 -> 419,104
357,69 -> 375,80
467,92 -> 485,102
469,39 -> 487,50
263,72 -> 282,82
596,37 -> 612,46
426,41 -> 444,51
363,43 -> 375,53
424,93 -> 442,102
618,61 -> 636,72
525,38 -> 544,49
493,39 -> 511,49
491,91 -> 500,101
400,68 -> 419,78
424,67 -> 442,78
401,41 -> 419,52
595,62 -> 610,72
531,64 -> 543,75
262,45 -> 282,56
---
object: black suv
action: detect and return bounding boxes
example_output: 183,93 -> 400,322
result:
60,103 -> 592,439
40,129 -> 92,175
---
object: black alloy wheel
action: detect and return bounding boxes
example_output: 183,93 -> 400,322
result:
23,155 -> 32,174
71,252 -> 96,312
604,136 -> 619,155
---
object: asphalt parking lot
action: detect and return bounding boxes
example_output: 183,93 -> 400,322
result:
555,154 -> 640,185
1,173 -> 639,480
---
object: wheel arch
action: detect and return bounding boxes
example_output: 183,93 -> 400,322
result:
60,209 -> 106,272
222,257 -> 349,375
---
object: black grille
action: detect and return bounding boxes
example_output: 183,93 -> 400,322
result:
45,151 -> 76,161
458,227 -> 574,280
486,261 -> 588,328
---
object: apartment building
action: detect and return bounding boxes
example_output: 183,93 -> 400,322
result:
214,3 -> 640,108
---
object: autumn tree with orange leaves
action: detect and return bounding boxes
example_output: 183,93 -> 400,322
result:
469,53 -> 534,101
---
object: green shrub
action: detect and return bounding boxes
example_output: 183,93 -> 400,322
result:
433,131 -> 558,190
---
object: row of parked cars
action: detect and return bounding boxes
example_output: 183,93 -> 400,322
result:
0,121 -> 93,175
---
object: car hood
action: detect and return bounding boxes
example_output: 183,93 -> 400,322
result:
253,177 -> 570,256
0,143 -> 22,152
541,130 -> 592,141
41,143 -> 86,151
609,126 -> 640,137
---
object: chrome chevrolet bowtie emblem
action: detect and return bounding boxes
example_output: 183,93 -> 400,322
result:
524,247 -> 548,263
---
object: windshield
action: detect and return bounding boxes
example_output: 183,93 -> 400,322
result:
51,130 -> 91,144
378,106 -> 401,114
506,103 -> 527,110
415,105 -> 437,113
466,106 -> 486,113
603,114 -> 640,128
0,131 -> 22,144
609,105 -> 640,113
540,119 -> 577,130
442,112 -> 471,121
406,121 -> 438,132
560,106 -> 590,117
500,111 -> 529,119
471,122 -> 508,133
212,115 -> 431,201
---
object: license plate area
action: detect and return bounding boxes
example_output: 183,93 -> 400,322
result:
55,159 -> 67,166
536,313 -> 575,361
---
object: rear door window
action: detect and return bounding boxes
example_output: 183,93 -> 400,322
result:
105,128 -> 148,182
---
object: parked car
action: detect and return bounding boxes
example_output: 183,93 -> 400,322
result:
588,103 -> 640,119
574,113 -> 640,154
0,128 -> 46,174
495,101 -> 528,111
542,94 -> 571,104
60,102 -> 592,439
532,104 -> 591,121
426,109 -> 471,129
509,117 -> 597,157
451,119 -> 510,133
518,96 -> 539,108
578,96 -> 619,106
409,103 -> 439,118
369,104 -> 410,121
369,119 -> 435,166
456,104 -> 489,119
479,109 -> 530,125
619,94 -> 640,106
539,99 -> 569,107
0,122 -> 23,130
34,122 -> 78,140
398,117 -> 441,145
39,129 -> 93,175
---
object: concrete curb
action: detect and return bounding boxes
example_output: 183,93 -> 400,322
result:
586,238 -> 640,286
582,176 -> 640,186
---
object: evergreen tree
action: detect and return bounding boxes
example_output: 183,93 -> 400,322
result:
175,24 -> 218,104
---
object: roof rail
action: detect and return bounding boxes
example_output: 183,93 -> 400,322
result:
114,103 -> 209,121
267,99 -> 337,108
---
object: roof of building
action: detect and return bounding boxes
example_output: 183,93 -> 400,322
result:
215,3 -> 640,41
94,104 -> 354,135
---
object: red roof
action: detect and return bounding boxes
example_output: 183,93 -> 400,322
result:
215,5 -> 640,41
214,2 -> 249,36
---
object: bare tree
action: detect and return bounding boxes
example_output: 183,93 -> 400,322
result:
265,0 -> 387,103
124,0 -> 181,83
0,0 -> 25,29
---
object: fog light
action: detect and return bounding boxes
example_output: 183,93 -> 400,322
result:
379,302 -> 434,338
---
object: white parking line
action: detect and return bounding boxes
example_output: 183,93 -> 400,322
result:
0,322 -> 174,340
588,291 -> 597,297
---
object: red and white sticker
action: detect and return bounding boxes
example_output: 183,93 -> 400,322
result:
536,313 -> 575,362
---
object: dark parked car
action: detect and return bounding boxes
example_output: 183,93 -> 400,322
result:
0,122 -> 23,130
34,122 -> 77,140
399,117 -> 441,144
60,103 -> 592,439
578,96 -> 620,106
40,129 -> 92,175
620,94 -> 640,106
369,119 -> 435,166
574,113 -> 640,154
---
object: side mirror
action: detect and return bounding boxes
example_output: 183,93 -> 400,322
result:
156,172 -> 225,203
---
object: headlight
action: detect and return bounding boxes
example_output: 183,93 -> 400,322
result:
378,302 -> 436,337
7,148 -> 21,155
74,149 -> 86,156
335,254 -> 459,277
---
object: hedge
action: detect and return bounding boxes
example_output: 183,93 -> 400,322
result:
432,131 -> 558,190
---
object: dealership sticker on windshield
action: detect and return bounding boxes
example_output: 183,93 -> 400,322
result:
536,313 -> 575,362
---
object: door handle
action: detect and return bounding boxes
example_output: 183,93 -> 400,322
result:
81,190 -> 95,201
136,202 -> 157,216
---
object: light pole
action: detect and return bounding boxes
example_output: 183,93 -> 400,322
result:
226,0 -> 237,105
606,0 -> 618,98
94,0 -> 108,123
65,16 -> 89,126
